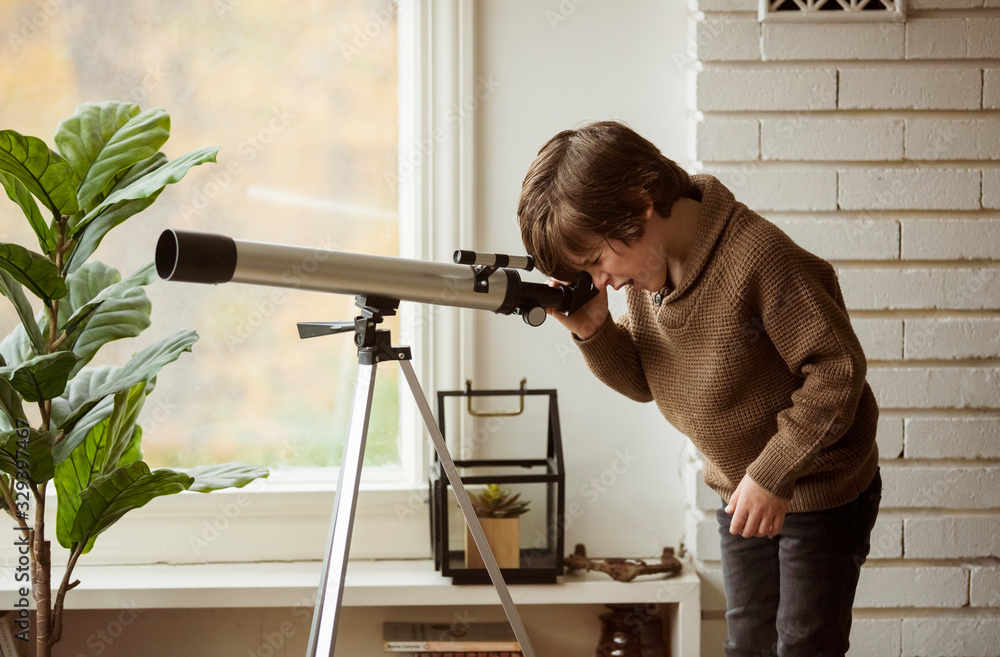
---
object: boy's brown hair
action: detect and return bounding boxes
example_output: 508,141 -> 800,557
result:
518,121 -> 691,281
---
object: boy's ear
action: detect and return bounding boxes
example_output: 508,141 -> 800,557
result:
642,202 -> 656,222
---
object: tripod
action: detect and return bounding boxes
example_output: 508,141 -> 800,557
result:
300,296 -> 537,657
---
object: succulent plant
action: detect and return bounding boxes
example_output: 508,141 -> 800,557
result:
470,483 -> 530,518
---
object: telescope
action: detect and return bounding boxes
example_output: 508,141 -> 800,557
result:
154,229 -> 597,657
154,229 -> 597,325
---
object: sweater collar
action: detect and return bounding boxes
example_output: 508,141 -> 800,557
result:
653,174 -> 736,304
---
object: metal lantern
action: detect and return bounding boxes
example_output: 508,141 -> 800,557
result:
430,381 -> 566,584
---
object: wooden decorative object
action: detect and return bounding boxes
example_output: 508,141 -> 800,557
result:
465,517 -> 522,569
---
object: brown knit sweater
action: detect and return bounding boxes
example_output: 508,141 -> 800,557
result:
578,174 -> 879,513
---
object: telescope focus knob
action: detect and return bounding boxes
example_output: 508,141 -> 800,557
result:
521,304 -> 547,327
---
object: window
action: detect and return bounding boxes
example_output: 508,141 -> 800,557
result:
1,0 -> 405,473
2,0 -> 470,564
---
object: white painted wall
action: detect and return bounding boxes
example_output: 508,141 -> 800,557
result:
467,0 -> 693,559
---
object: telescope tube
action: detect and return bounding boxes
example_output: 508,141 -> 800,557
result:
155,230 -> 595,325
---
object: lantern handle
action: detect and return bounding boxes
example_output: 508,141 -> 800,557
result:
465,378 -> 527,417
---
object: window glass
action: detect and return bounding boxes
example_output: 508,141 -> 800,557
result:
0,0 -> 401,470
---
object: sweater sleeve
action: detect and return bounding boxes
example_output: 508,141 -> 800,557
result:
741,241 -> 869,500
576,313 -> 654,403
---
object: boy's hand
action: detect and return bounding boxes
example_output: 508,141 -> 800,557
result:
725,473 -> 789,539
546,279 -> 609,340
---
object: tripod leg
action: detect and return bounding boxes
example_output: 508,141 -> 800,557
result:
307,361 -> 378,657
399,360 -> 537,657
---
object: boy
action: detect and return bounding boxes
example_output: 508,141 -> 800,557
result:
517,121 -> 881,657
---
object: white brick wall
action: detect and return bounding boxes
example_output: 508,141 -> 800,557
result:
761,119 -> 904,161
848,618 -> 902,657
695,69 -> 838,111
904,317 -> 1000,359
972,566 -> 1000,607
688,5 -> 1000,655
984,169 -> 1000,209
906,119 -> 1000,160
905,515 -> 1000,559
839,67 -> 983,110
837,168 -> 982,211
902,617 -> 1000,657
905,17 -> 1000,59
855,565 -> 968,608
905,417 -> 1000,458
901,219 -> 1000,260
703,166 -> 838,211
985,69 -> 1000,109
694,16 -> 760,62
837,267 -> 1000,310
769,215 -> 900,260
762,23 -> 905,61
694,119 -> 759,161
867,366 -> 999,408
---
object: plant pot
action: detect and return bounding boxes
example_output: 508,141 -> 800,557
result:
464,517 -> 521,569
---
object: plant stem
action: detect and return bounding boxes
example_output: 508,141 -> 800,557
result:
32,487 -> 52,657
0,479 -> 30,541
51,543 -> 83,648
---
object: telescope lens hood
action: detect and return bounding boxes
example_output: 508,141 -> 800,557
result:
156,230 -> 237,284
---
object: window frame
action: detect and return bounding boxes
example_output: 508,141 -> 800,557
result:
35,0 -> 478,566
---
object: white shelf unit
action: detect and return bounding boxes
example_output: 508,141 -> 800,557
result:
6,560 -> 700,656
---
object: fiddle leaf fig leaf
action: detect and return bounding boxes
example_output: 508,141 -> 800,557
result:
0,170 -> 54,254
71,460 -> 193,553
53,101 -> 144,210
0,321 -> 37,371
70,146 -> 217,239
0,242 -> 67,303
179,463 -> 270,493
1,427 -> 54,483
65,146 -> 215,273
60,262 -> 154,376
0,371 -> 28,431
59,329 -> 196,433
55,382 -> 147,549
0,351 -> 79,403
0,268 -> 46,355
0,129 -> 80,217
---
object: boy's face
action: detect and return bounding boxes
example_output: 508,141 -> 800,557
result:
570,231 -> 668,294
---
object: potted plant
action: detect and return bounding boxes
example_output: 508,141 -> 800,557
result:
0,101 -> 268,657
464,483 -> 530,569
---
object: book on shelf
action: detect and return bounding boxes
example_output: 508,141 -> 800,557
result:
0,614 -> 26,657
382,621 -> 520,653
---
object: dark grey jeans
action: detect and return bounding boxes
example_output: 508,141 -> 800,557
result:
716,470 -> 882,657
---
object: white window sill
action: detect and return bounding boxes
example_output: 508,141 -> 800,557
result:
5,559 -> 700,610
